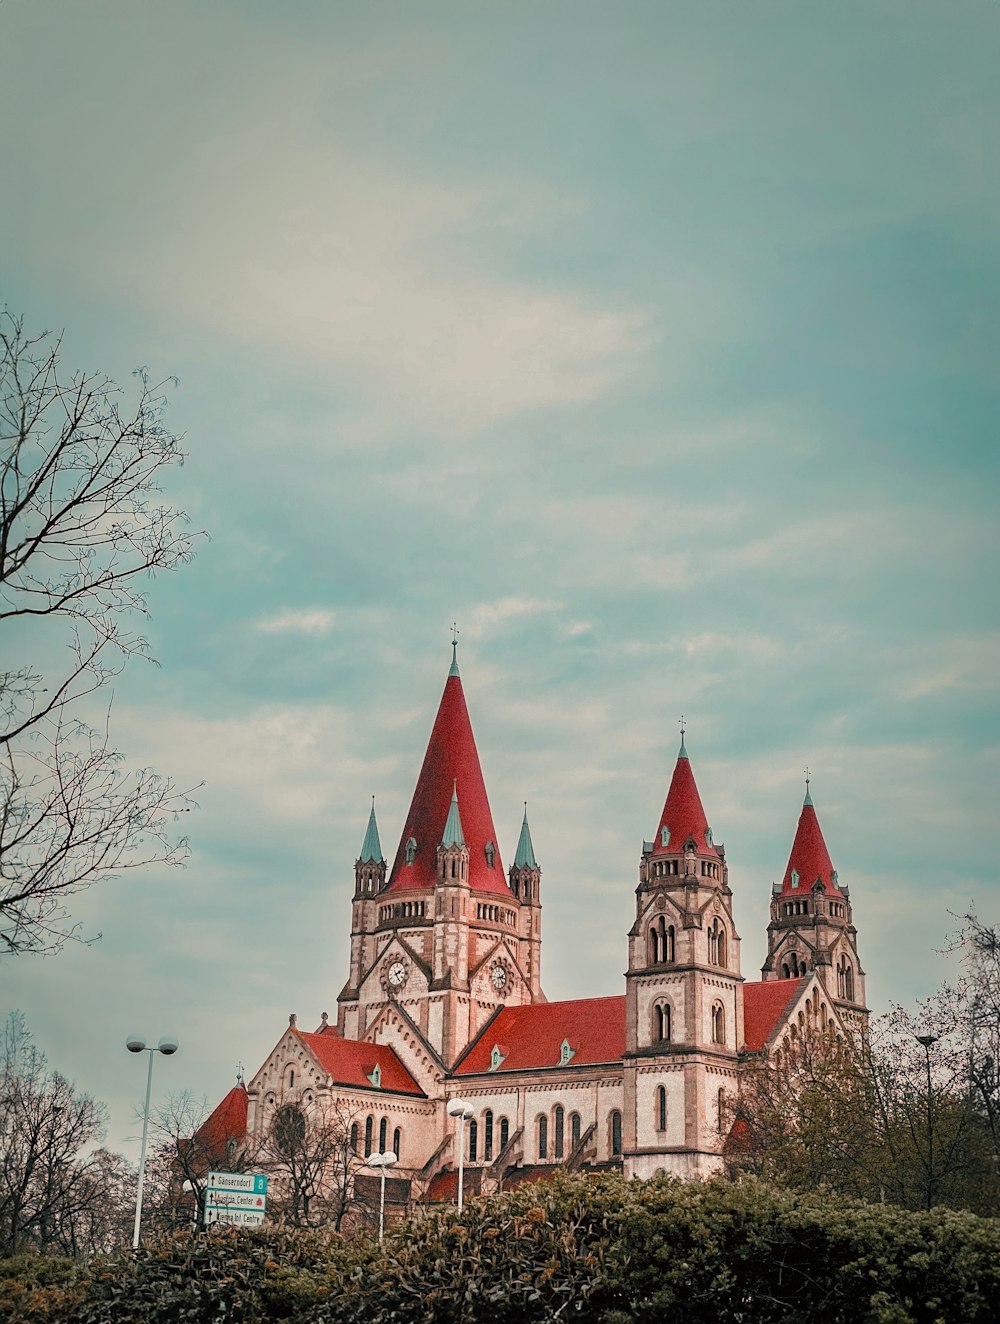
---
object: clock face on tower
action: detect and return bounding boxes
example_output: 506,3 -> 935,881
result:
491,962 -> 508,992
387,960 -> 407,990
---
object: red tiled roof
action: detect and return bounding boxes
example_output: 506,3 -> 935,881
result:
650,751 -> 718,858
299,1031 -> 424,1096
455,996 -> 626,1075
195,1083 -> 248,1155
781,797 -> 841,895
742,978 -> 806,1052
387,667 -> 509,896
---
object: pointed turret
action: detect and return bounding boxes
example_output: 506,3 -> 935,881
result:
359,798 -> 383,864
650,731 -> 718,858
781,784 -> 841,895
441,782 -> 465,847
387,646 -> 508,895
513,804 -> 537,868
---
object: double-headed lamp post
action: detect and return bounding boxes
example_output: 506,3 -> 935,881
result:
126,1034 -> 178,1249
446,1098 -> 475,1212
915,1033 -> 939,1211
368,1151 -> 397,1241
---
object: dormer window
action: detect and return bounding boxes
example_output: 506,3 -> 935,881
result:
489,1044 -> 505,1071
404,837 -> 417,865
367,1063 -> 382,1090
791,869 -> 800,889
661,826 -> 669,846
705,827 -> 713,847
559,1039 -> 575,1066
485,840 -> 495,868
832,870 -> 839,888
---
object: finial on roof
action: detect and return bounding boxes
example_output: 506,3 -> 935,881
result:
236,1061 -> 244,1086
803,767 -> 813,807
289,1013 -> 297,1028
678,714 -> 688,759
449,623 -> 460,676
441,780 -> 466,847
514,801 -> 537,869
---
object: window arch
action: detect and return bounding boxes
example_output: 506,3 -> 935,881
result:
649,925 -> 660,964
484,1109 -> 494,1161
393,1126 -> 401,1159
656,1084 -> 667,1132
537,1114 -> 548,1159
499,1116 -> 510,1153
554,1105 -> 565,1159
708,917 -> 728,966
364,1115 -> 373,1157
654,1001 -> 672,1043
837,954 -> 855,1000
649,915 -> 676,965
610,1110 -> 622,1157
350,1121 -> 359,1154
468,1118 -> 478,1162
570,1112 -> 581,1149
711,1002 -> 726,1045
379,1117 -> 388,1153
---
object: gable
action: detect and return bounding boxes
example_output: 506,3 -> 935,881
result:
454,996 -> 626,1075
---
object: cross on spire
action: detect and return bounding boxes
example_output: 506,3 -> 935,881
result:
678,714 -> 688,758
449,624 -> 460,676
803,766 -> 813,807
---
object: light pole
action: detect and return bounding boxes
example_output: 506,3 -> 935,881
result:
126,1034 -> 178,1249
368,1150 -> 397,1241
916,1033 -> 939,1211
446,1098 -> 475,1211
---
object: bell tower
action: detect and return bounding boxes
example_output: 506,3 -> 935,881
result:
508,805 -> 543,1002
623,727 -> 742,1179
762,777 -> 867,1029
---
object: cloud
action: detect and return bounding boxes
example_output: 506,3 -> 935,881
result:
254,608 -> 336,637
464,596 -> 560,639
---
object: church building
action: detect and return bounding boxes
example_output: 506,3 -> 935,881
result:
207,644 -> 867,1203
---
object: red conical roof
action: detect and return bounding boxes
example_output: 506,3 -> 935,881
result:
386,660 -> 509,896
781,792 -> 841,894
650,741 -> 718,858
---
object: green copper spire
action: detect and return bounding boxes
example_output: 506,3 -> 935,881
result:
803,767 -> 813,807
449,624 -> 460,677
441,780 -> 465,847
514,802 -> 537,869
360,797 -> 383,863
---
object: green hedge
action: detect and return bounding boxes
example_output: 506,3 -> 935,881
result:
1,1175 -> 997,1324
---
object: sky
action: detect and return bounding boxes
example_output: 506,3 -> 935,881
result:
2,0 -> 998,1156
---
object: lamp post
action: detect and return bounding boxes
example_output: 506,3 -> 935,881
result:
446,1098 -> 475,1211
126,1034 -> 178,1249
915,1033 -> 939,1211
368,1151 -> 397,1242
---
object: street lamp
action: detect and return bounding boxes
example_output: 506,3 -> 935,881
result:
126,1034 -> 178,1249
368,1150 -> 397,1242
446,1098 -> 475,1212
915,1033 -> 939,1211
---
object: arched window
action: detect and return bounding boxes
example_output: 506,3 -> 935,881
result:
364,1115 -> 373,1157
379,1117 -> 388,1152
484,1110 -> 494,1161
468,1119 -> 478,1162
654,1002 -> 672,1042
656,1085 -> 667,1132
350,1122 -> 359,1153
288,1068 -> 295,1089
537,1114 -> 548,1159
499,1117 -> 510,1152
717,927 -> 727,967
665,924 -> 675,961
711,1002 -> 725,1045
570,1112 -> 581,1149
610,1110 -> 622,1157
554,1105 -> 565,1159
393,1127 -> 401,1159
649,926 -> 660,964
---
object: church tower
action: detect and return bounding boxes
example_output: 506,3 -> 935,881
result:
508,806 -> 543,1002
623,729 -> 743,1179
338,643 -> 543,1064
762,779 -> 867,1028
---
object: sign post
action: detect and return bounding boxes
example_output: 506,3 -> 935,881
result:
204,1172 -> 268,1228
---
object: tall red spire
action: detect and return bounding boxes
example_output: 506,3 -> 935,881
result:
386,648 -> 509,896
650,731 -> 718,858
780,784 -> 840,894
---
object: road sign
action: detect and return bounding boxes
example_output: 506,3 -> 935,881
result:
206,1172 -> 268,1196
205,1207 -> 265,1228
205,1191 -> 266,1212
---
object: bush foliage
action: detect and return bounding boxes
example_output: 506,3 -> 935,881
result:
0,1174 -> 997,1324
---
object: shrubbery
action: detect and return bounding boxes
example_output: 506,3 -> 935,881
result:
1,1174 -> 997,1324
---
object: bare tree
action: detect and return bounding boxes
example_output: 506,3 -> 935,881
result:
262,1099 -> 368,1231
1,310 -> 202,954
0,1011 -> 132,1255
